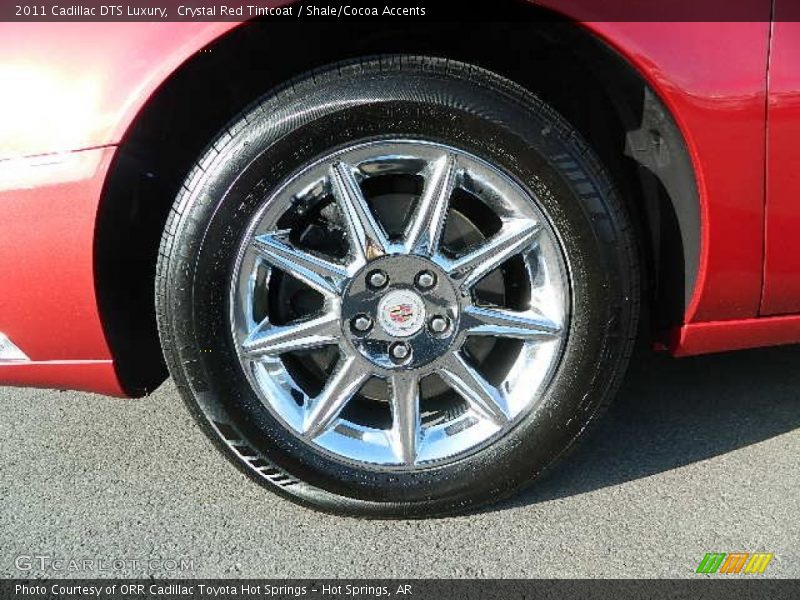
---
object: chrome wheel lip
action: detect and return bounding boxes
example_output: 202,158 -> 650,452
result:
229,139 -> 570,471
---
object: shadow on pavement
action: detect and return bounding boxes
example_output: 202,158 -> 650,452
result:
500,344 -> 800,508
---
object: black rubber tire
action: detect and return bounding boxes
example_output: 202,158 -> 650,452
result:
156,56 -> 640,518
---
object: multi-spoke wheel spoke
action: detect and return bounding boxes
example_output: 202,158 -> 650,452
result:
388,373 -> 421,465
242,313 -> 341,359
404,153 -> 458,256
462,305 -> 561,341
330,161 -> 391,264
438,352 -> 509,426
253,232 -> 348,296
303,354 -> 369,439
446,219 -> 541,290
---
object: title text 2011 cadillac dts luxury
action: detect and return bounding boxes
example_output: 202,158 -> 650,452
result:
2,3 -> 800,515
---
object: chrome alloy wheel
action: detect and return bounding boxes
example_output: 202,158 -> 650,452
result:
230,140 -> 569,469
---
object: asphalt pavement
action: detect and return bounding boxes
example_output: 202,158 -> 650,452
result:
1,346 -> 799,578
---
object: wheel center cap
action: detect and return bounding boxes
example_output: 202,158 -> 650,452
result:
377,289 -> 426,338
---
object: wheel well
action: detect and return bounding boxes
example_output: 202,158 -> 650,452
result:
95,14 -> 700,396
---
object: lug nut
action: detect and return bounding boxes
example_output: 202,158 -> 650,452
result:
415,271 -> 436,290
429,315 -> 450,334
367,270 -> 389,289
389,342 -> 411,362
352,314 -> 373,333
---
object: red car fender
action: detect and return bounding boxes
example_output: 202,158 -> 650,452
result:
0,23 -> 238,395
0,22 -> 239,159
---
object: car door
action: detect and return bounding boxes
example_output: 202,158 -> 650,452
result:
761,1 -> 800,315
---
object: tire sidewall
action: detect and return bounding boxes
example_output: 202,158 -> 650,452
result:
161,62 -> 634,512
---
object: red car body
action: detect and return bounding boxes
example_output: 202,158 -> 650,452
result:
2,2 -> 800,397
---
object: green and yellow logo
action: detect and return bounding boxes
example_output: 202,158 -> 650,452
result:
696,552 -> 774,574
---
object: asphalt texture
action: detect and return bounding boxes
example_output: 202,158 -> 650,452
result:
1,346 -> 799,579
